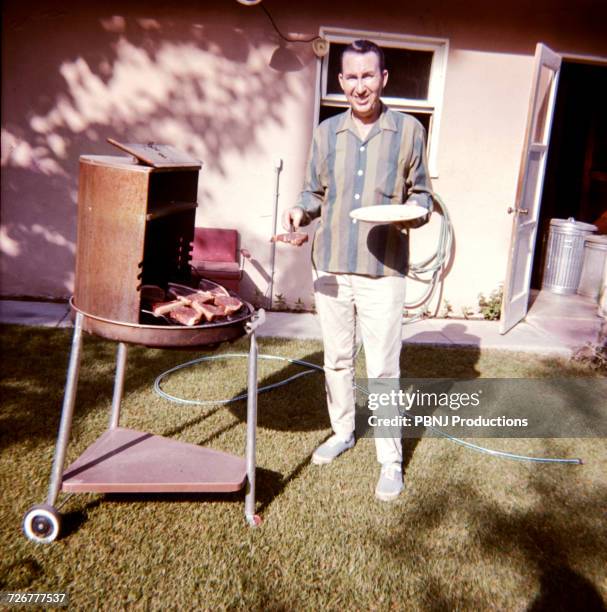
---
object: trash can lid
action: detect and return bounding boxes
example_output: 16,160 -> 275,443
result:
549,217 -> 597,233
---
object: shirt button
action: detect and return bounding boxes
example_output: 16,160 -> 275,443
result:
359,146 -> 365,152
354,194 -> 360,200
357,169 -> 363,176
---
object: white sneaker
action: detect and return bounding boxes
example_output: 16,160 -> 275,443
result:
311,434 -> 355,465
375,462 -> 403,501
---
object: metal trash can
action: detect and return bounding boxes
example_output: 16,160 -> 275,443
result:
542,218 -> 597,294
599,255 -> 607,318
578,235 -> 607,300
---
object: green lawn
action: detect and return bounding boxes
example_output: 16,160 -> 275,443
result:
1,325 -> 606,610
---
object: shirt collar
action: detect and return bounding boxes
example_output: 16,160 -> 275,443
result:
336,103 -> 398,135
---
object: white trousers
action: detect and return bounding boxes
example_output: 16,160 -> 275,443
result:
313,270 -> 406,464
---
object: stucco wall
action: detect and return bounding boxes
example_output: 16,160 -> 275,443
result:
2,1 -> 606,314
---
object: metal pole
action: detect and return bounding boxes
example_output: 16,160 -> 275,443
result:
268,159 -> 283,310
109,342 -> 128,429
46,311 -> 84,506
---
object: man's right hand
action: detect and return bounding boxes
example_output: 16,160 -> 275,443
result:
281,207 -> 305,231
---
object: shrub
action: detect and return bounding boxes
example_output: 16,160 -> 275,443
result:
478,285 -> 503,321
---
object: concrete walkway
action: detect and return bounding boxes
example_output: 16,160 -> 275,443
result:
2,298 -> 603,356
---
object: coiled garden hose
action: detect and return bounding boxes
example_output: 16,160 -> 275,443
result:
404,192 -> 454,322
154,354 -> 582,465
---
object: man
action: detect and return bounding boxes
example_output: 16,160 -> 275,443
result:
282,39 -> 433,501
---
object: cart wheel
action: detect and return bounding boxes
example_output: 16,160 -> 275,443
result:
246,514 -> 262,528
23,504 -> 61,544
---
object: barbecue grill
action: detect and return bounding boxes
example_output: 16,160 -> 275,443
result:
23,142 -> 263,543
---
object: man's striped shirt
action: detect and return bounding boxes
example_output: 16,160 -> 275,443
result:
298,104 -> 433,277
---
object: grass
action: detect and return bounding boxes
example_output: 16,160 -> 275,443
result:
1,324 -> 606,610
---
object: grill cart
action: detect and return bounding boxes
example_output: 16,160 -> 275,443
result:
23,142 -> 263,543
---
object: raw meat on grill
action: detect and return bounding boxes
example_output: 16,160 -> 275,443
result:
214,295 -> 243,315
189,290 -> 215,305
150,282 -> 245,325
152,300 -> 185,316
195,302 -> 227,322
169,291 -> 214,316
270,231 -> 308,246
168,306 -> 202,326
168,286 -> 216,305
190,293 -> 218,316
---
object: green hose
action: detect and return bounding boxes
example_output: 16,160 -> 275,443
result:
404,192 -> 454,321
154,353 -> 581,465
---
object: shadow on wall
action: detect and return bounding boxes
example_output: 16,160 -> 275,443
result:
1,3 -> 302,298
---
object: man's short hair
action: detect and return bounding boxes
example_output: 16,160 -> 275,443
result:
340,39 -> 385,73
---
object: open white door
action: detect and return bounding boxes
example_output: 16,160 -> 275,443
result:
500,43 -> 561,334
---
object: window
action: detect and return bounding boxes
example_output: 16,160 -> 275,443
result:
315,27 -> 449,177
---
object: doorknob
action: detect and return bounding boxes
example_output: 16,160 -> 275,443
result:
507,207 -> 529,215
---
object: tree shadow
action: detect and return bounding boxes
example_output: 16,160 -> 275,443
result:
402,325 -> 483,376
0,325 -> 118,452
528,565 -> 606,612
378,442 -> 607,609
397,330 -> 482,477
0,557 -> 44,590
0,324 -> 255,452
2,3 -> 306,297
226,349 -> 327,432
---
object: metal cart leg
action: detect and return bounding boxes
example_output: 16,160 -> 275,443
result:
243,309 -> 265,527
109,342 -> 128,429
244,329 -> 260,526
47,311 -> 84,506
23,311 -> 84,543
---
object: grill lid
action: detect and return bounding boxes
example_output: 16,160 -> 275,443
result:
106,138 -> 202,169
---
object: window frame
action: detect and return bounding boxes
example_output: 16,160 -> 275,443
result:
315,27 -> 449,178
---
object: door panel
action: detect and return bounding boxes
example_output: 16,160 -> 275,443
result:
533,66 -> 557,144
500,43 -> 561,334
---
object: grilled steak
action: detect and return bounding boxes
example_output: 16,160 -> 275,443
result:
168,305 -> 202,326
168,286 -> 216,303
196,302 -> 226,321
152,300 -> 185,316
214,295 -> 243,315
271,231 -> 308,246
189,290 -> 215,304
190,292 -> 218,316
155,282 -> 243,323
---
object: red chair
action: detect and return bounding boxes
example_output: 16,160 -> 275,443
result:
190,228 -> 248,293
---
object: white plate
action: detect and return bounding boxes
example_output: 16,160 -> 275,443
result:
349,204 -> 428,224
